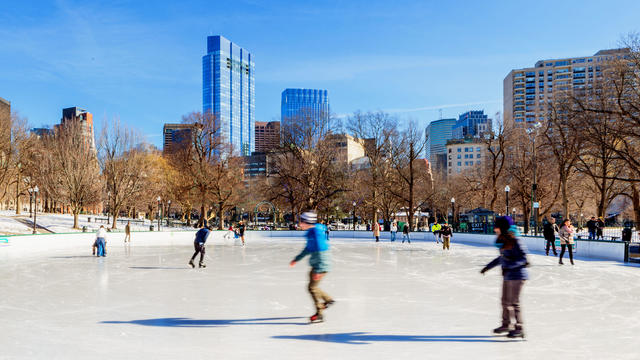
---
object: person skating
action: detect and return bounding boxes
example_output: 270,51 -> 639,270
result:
390,220 -> 398,242
542,217 -> 558,256
189,225 -> 211,268
289,211 -> 333,323
124,221 -> 131,243
238,220 -> 246,246
402,222 -> 411,243
480,216 -> 528,339
440,222 -> 452,250
586,216 -> 597,240
95,225 -> 107,257
373,221 -> 380,242
558,219 -> 575,265
432,222 -> 442,244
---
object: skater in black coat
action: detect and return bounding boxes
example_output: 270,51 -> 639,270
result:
542,217 -> 558,256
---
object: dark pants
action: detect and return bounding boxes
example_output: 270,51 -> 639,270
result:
559,244 -> 573,263
545,237 -> 557,255
190,242 -> 205,263
308,271 -> 332,316
588,230 -> 596,240
501,280 -> 525,329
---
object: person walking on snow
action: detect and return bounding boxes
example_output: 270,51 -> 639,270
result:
480,216 -> 528,339
440,222 -> 453,250
290,211 -> 334,323
558,219 -> 575,265
189,225 -> 211,268
542,217 -> 558,256
94,225 -> 108,257
390,220 -> 398,242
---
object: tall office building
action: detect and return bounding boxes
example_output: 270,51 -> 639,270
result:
425,118 -> 456,172
451,110 -> 491,139
202,35 -> 255,156
0,97 -> 10,147
163,123 -> 196,154
504,48 -> 630,128
281,88 -> 329,136
254,121 -> 280,152
58,107 -> 95,151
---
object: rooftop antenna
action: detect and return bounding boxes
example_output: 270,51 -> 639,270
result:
439,108 -> 443,120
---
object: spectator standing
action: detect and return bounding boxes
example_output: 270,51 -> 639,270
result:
586,216 -> 597,240
596,217 -> 605,240
373,221 -> 380,242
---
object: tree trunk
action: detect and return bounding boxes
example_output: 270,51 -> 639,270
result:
73,210 -> 80,229
561,175 -> 569,219
111,206 -> 119,230
632,184 -> 640,225
217,203 -> 225,230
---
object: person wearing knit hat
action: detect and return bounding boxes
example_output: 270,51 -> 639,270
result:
290,211 -> 334,323
480,216 -> 529,339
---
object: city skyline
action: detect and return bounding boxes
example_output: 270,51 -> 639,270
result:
1,0 -> 639,147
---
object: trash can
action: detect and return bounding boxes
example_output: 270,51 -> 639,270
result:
150,225 -> 154,231
82,226 -> 87,233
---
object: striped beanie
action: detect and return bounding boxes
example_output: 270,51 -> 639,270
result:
300,211 -> 317,224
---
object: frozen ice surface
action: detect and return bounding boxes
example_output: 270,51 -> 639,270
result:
1,237 -> 639,359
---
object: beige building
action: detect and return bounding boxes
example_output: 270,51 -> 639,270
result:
503,48 -> 629,128
446,138 -> 488,176
327,134 -> 366,164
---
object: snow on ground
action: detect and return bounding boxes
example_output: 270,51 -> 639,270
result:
1,237 -> 638,359
0,210 -> 192,235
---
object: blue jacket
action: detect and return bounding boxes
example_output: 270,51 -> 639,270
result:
194,228 -> 211,244
293,224 -> 330,273
483,235 -> 529,281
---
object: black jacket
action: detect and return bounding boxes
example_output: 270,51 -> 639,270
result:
586,220 -> 598,232
543,222 -> 558,240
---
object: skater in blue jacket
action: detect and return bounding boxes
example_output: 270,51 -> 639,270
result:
290,211 -> 334,323
480,216 -> 529,339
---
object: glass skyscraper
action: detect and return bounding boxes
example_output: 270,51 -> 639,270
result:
426,118 -> 456,172
281,88 -> 330,133
203,35 -> 255,155
451,110 -> 491,139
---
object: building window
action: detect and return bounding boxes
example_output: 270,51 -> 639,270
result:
457,155 -> 461,159
457,162 -> 461,166
457,148 -> 461,152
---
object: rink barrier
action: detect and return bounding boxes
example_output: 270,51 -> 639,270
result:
0,230 -> 626,262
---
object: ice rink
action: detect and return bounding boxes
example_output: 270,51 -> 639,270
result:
1,236 -> 639,359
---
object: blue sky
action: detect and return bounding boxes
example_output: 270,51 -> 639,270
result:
1,0 -> 638,147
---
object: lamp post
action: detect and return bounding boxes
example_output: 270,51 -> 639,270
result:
451,197 -> 455,231
352,201 -> 357,231
29,188 -> 33,218
157,196 -> 161,231
32,186 -> 38,234
167,200 -> 171,226
505,185 -> 510,217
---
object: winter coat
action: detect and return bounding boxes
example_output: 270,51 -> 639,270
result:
432,223 -> 442,233
558,225 -> 575,245
390,223 -> 398,232
440,225 -> 452,237
96,228 -> 107,240
194,228 -> 211,244
373,224 -> 380,237
586,220 -> 598,232
293,224 -> 330,273
483,235 -> 529,281
543,222 -> 558,240
403,224 -> 410,234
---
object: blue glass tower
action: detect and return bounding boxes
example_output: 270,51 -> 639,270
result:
452,110 -> 491,139
203,35 -> 255,155
281,89 -> 330,133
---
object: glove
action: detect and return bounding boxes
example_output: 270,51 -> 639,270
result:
289,260 -> 296,267
480,267 -> 487,275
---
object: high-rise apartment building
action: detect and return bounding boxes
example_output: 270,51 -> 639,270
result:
163,123 -> 196,154
59,107 -> 95,151
254,121 -> 280,152
426,118 -> 456,172
504,48 -> 630,128
281,88 -> 329,136
203,35 -> 255,156
452,110 -> 491,139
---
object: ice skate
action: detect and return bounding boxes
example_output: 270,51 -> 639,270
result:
493,325 -> 510,334
309,313 -> 324,323
507,329 -> 525,339
199,262 -> 206,268
559,259 -> 564,265
188,259 -> 195,268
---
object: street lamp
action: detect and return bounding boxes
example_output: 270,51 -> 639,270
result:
352,201 -> 357,231
157,196 -> 161,231
450,197 -> 455,231
28,187 -> 33,218
167,200 -> 171,226
505,185 -> 510,216
32,186 -> 38,234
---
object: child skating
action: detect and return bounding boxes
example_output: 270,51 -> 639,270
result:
289,211 -> 334,323
480,216 -> 529,339
94,225 -> 107,257
189,225 -> 211,268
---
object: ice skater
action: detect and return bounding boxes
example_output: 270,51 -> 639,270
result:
558,219 -> 575,265
480,216 -> 528,339
289,211 -> 334,323
431,222 -> 441,244
224,224 -> 235,240
440,222 -> 452,250
390,220 -> 397,242
237,220 -> 246,246
94,225 -> 107,257
124,221 -> 131,243
189,225 -> 211,268
373,221 -> 380,242
402,222 -> 411,243
542,217 -> 558,256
